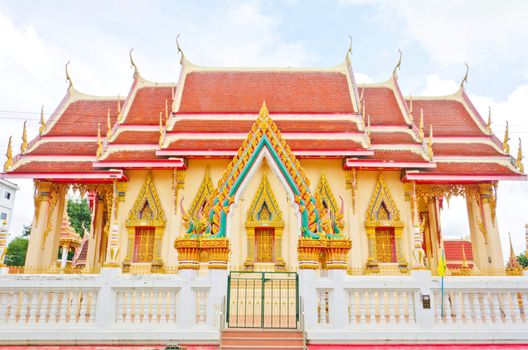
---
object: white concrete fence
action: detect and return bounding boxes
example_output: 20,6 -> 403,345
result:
0,268 -> 527,344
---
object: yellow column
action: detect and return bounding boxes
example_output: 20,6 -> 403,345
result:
86,196 -> 105,268
151,226 -> 165,271
40,186 -> 66,268
427,198 -> 441,274
274,228 -> 286,270
244,228 -> 255,270
25,181 -> 53,268
479,183 -> 504,270
394,226 -> 408,272
365,227 -> 379,272
465,192 -> 487,271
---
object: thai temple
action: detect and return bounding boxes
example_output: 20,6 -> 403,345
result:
0,42 -> 527,349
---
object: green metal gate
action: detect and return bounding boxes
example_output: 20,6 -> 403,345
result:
226,271 -> 299,329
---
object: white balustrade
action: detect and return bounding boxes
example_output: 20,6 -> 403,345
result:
115,289 -> 178,324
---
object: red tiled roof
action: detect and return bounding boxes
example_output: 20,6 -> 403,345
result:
101,150 -> 158,161
430,162 -> 517,175
171,119 -> 360,133
111,130 -> 161,144
433,143 -> 504,157
178,72 -> 355,113
370,132 -> 416,144
124,86 -> 174,125
444,240 -> 474,261
13,161 -> 95,173
29,141 -> 98,156
46,100 -> 121,137
371,150 -> 428,162
362,87 -> 407,126
411,99 -> 484,137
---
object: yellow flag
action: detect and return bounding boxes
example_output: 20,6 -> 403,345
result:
437,248 -> 447,277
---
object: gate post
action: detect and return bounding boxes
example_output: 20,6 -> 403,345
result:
209,268 -> 228,329
298,269 -> 317,330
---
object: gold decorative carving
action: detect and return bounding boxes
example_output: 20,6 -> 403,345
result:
3,136 -> 13,172
297,238 -> 326,269
415,184 -> 469,203
345,168 -> 357,214
200,238 -> 230,269
172,168 -> 185,213
181,168 -> 213,235
174,237 -> 201,270
246,174 -> 284,228
316,172 -> 344,235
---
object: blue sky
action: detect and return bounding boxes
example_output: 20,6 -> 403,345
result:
1,0 -> 528,256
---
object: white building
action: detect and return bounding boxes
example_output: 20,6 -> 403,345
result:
0,178 -> 18,232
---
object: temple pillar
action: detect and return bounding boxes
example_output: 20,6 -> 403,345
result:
86,196 -> 104,268
243,228 -> 255,270
274,228 -> 286,271
427,198 -> 441,274
465,192 -> 486,271
40,187 -> 67,268
479,183 -> 504,270
151,227 -> 165,272
60,244 -> 69,269
365,227 -> 379,272
25,181 -> 53,268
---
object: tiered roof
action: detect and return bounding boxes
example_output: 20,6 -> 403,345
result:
3,51 -> 525,183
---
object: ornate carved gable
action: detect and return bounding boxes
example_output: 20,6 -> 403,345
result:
188,167 -> 214,218
126,172 -> 166,227
315,172 -> 344,234
365,174 -> 401,226
246,173 -> 284,228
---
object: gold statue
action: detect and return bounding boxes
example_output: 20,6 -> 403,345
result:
96,123 -> 102,159
516,138 -> 524,173
4,136 -> 13,172
427,124 -> 434,160
419,109 -> 424,141
503,121 -> 510,154
21,121 -> 28,153
486,107 -> 492,134
39,105 -> 46,136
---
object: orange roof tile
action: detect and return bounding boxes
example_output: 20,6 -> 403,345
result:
124,86 -> 174,125
362,87 -> 407,126
178,72 -> 355,113
428,162 -> 517,176
433,143 -> 504,157
444,240 -> 474,261
370,132 -> 416,144
29,141 -> 98,156
13,161 -> 95,173
111,130 -> 161,144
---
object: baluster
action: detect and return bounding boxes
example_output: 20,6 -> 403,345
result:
85,291 -> 93,323
173,291 -> 178,323
35,291 -> 44,324
379,291 -> 387,324
56,292 -> 64,323
444,292 -> 452,324
408,291 -> 416,323
388,290 -> 396,323
75,291 -> 83,322
433,291 -> 441,323
25,291 -> 34,323
501,292 -> 512,324
66,290 -> 74,323
403,291 -> 410,323
510,292 -> 521,323
521,293 -> 528,323
473,293 -> 482,324
482,292 -> 491,323
368,291 -> 376,324
15,291 -> 23,323
46,292 -> 56,324
164,291 -> 170,323
462,292 -> 471,324
130,291 -> 136,323
347,291 -> 353,324
139,291 -> 145,322
156,291 -> 162,323
147,291 -> 153,323
358,291 -> 366,324
491,293 -> 501,323
452,291 -> 462,324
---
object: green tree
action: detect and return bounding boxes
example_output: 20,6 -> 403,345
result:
67,198 -> 91,237
518,253 -> 528,268
5,237 -> 29,266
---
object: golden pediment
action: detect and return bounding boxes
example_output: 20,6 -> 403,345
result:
126,172 -> 166,227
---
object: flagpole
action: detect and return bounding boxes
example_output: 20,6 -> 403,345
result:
441,274 -> 444,319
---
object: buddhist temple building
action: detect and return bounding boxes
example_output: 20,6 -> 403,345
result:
0,44 -> 527,348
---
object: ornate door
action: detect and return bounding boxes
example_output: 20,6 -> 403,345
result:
375,227 -> 396,263
133,227 -> 155,263
255,227 -> 274,263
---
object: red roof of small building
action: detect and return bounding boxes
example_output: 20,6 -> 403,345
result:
178,71 -> 355,114
444,240 -> 474,261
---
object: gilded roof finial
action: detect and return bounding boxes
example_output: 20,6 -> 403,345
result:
65,61 -> 73,88
461,239 -> 469,269
503,121 -> 510,154
427,124 -> 434,160
21,121 -> 28,153
165,98 -> 169,123
345,35 -> 353,65
4,136 -> 13,172
96,123 -> 102,159
159,112 -> 165,147
419,109 -> 424,141
258,101 -> 270,129
117,96 -> 122,123
486,106 -> 492,134
39,105 -> 46,136
129,48 -> 139,77
509,232 -> 515,259
392,49 -> 402,79
176,34 -> 185,64
460,62 -> 469,88
505,232 -> 523,275
366,114 -> 371,146
516,138 -> 524,173
408,95 -> 413,122
106,108 -> 112,138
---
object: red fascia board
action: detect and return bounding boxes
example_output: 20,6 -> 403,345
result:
93,160 -> 186,169
173,111 -> 358,116
1,171 -> 126,180
344,159 -> 436,169
403,172 -> 527,182
156,150 -> 374,157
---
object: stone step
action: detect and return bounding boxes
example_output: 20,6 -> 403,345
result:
222,329 -> 303,339
222,337 -> 304,346
221,346 -> 304,350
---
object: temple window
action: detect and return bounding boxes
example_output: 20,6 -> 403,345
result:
255,227 -> 274,263
375,227 -> 396,263
133,227 -> 155,263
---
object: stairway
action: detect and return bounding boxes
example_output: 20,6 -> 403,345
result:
221,328 -> 305,350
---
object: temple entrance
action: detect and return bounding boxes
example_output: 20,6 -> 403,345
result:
226,271 -> 299,329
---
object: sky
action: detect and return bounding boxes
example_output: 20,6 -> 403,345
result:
0,0 -> 527,257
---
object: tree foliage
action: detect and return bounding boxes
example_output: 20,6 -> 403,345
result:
5,237 -> 29,266
518,253 -> 528,268
67,198 -> 91,237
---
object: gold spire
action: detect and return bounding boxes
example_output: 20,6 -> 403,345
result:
460,62 -> 469,88
362,99 -> 366,123
503,121 -> 510,154
392,49 -> 402,78
159,112 -> 164,147
461,239 -> 469,268
486,107 -> 492,134
516,138 -> 524,173
366,114 -> 371,146
165,98 -> 169,123
129,48 -> 139,77
509,232 -> 516,260
65,61 -> 73,88
106,108 -> 112,138
505,232 -> 523,276
39,105 -> 46,136
408,95 -> 413,122
20,121 -> 28,153
96,123 -> 102,159
419,109 -> 424,141
4,136 -> 13,172
117,96 -> 122,122
427,124 -> 434,160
